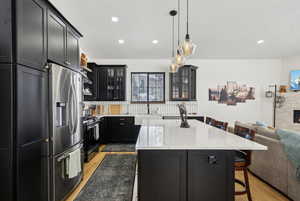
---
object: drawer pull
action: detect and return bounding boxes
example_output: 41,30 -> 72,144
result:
120,118 -> 126,121
208,155 -> 217,165
120,123 -> 125,126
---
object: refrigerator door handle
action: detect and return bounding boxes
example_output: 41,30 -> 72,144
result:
71,75 -> 78,135
67,85 -> 73,135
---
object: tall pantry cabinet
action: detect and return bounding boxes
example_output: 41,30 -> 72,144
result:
0,0 -> 83,200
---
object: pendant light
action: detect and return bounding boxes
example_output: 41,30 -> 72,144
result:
174,0 -> 186,67
170,10 -> 179,73
179,0 -> 197,57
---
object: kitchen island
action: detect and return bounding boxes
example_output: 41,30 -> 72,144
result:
135,120 -> 267,201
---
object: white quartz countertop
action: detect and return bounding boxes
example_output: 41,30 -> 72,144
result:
95,114 -> 162,125
94,113 -> 203,118
136,120 -> 267,151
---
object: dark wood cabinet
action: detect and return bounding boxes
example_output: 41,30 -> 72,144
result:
66,28 -> 80,70
97,67 -> 108,100
16,65 -> 49,201
17,66 -> 48,146
0,64 -> 13,201
170,65 -> 197,101
0,0 -> 12,63
48,10 -> 66,66
84,63 -> 127,101
138,151 -> 187,201
0,148 -> 13,201
0,1 -> 82,200
99,66 -> 126,101
0,65 -> 13,150
17,142 -> 49,201
188,151 -> 234,201
138,150 -> 235,201
0,65 -> 49,201
104,117 -> 140,143
17,0 -> 47,70
0,0 -> 82,70
48,10 -> 80,70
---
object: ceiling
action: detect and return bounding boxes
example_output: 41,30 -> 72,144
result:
50,0 -> 300,59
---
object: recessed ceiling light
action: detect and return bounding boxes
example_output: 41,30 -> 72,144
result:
112,17 -> 119,22
118,39 -> 125,44
257,40 -> 265,45
152,40 -> 159,44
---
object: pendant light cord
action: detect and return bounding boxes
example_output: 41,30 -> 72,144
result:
178,0 -> 181,46
172,16 -> 175,57
187,0 -> 189,35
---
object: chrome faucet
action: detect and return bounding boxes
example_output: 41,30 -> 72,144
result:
147,102 -> 150,115
178,104 -> 190,128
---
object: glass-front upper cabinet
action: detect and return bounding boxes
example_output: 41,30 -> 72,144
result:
104,66 -> 126,101
170,65 -> 197,101
84,63 -> 127,101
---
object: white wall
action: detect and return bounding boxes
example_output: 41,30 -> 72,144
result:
88,59 -> 282,126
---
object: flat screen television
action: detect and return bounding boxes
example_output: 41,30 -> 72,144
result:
290,70 -> 300,91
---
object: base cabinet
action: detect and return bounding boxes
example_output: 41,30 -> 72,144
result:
105,117 -> 140,143
138,150 -> 234,201
17,142 -> 49,201
188,151 -> 234,201
138,151 -> 187,201
0,65 -> 13,201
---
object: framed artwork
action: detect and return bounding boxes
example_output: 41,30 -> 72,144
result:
209,81 -> 255,106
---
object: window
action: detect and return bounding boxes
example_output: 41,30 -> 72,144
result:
131,72 -> 165,103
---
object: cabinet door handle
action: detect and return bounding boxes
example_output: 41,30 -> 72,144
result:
44,63 -> 49,70
65,61 -> 71,65
208,155 -> 217,165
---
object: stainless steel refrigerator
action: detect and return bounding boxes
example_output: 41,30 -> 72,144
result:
48,63 -> 83,201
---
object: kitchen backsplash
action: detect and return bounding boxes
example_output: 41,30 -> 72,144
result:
83,101 -> 200,115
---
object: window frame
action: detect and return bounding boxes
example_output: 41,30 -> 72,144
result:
131,72 -> 165,104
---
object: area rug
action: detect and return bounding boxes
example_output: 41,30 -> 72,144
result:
75,154 -> 137,201
102,143 -> 136,152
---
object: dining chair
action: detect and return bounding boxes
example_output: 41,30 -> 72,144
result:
233,124 -> 256,201
205,117 -> 215,125
212,120 -> 228,131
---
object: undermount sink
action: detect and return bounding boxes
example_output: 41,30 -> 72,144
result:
134,114 -> 162,125
135,114 -> 162,117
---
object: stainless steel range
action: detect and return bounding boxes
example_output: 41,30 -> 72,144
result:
83,116 -> 102,162
48,63 -> 83,201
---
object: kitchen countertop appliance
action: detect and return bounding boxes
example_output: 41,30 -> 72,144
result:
49,63 -> 83,201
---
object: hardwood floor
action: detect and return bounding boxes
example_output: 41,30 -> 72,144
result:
65,148 -> 106,201
235,171 -> 290,201
66,146 -> 290,201
65,146 -> 137,201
